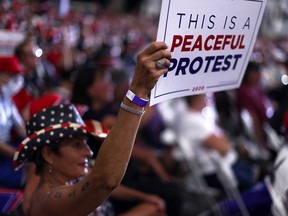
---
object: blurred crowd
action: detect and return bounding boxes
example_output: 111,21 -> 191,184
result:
1,0 -> 288,216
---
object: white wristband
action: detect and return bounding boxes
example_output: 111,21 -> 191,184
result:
120,102 -> 145,116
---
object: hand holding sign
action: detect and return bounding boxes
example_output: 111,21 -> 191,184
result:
150,0 -> 267,106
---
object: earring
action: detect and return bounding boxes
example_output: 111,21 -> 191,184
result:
49,165 -> 53,174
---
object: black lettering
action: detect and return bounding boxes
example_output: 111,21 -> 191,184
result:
208,15 -> 216,29
204,56 -> 215,72
165,58 -> 178,77
229,16 -> 237,29
222,55 -> 232,71
189,57 -> 203,74
243,17 -> 250,29
177,13 -> 186,28
175,58 -> 190,75
232,54 -> 242,69
189,14 -> 199,29
212,55 -> 225,72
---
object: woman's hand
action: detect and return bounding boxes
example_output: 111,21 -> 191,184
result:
130,41 -> 171,99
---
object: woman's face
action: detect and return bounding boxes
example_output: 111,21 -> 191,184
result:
20,43 -> 38,72
51,136 -> 93,180
88,71 -> 114,104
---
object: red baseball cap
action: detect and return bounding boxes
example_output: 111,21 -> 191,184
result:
0,56 -> 22,75
29,93 -> 66,118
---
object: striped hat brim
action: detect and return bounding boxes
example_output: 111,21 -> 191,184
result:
13,122 -> 108,170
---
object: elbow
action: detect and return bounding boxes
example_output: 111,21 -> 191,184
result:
103,179 -> 120,192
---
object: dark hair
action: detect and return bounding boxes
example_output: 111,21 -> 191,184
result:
246,61 -> 260,72
14,38 -> 33,60
70,64 -> 101,107
242,61 -> 260,82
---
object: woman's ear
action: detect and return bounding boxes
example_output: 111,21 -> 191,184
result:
41,146 -> 54,165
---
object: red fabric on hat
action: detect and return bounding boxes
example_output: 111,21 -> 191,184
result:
0,56 -> 22,75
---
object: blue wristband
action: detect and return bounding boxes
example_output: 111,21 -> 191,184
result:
126,90 -> 149,107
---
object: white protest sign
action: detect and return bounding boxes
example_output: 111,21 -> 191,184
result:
0,30 -> 25,56
150,0 -> 267,106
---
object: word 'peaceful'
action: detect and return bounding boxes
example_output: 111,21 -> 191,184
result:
164,34 -> 245,77
170,34 -> 245,52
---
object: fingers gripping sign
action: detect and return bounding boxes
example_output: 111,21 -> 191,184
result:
130,42 -> 171,100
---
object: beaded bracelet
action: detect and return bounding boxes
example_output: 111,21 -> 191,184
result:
120,102 -> 145,116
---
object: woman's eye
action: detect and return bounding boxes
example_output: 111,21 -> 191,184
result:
72,141 -> 82,148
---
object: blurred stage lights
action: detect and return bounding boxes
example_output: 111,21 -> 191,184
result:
281,74 -> 288,85
34,48 -> 43,57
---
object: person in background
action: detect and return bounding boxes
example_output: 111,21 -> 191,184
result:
236,62 -> 273,155
0,56 -> 26,189
13,38 -> 59,114
178,94 -> 259,192
70,63 -> 115,129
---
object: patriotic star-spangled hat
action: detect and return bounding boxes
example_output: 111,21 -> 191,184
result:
13,103 -> 109,170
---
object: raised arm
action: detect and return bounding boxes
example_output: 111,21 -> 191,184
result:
39,42 -> 171,216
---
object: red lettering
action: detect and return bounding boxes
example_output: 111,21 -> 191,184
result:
239,35 -> 245,49
231,35 -> 241,49
182,35 -> 194,52
170,35 -> 183,52
204,35 -> 215,51
213,35 -> 224,50
222,35 -> 232,50
191,35 -> 203,51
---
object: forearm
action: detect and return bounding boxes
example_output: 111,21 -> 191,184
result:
111,185 -> 148,201
40,129 -> 143,216
251,113 -> 265,144
29,41 -> 171,216
204,134 -> 230,156
91,98 -> 143,188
